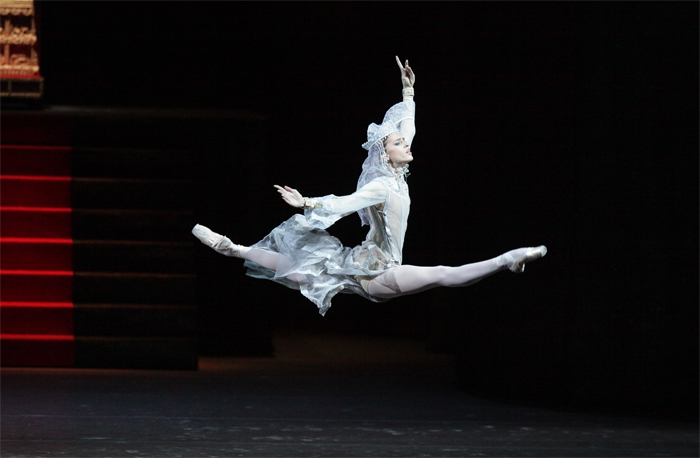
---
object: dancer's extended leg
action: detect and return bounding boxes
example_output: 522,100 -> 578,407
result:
367,247 -> 546,299
192,224 -> 306,283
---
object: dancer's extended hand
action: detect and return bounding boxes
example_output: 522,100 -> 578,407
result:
395,56 -> 415,88
274,185 -> 304,208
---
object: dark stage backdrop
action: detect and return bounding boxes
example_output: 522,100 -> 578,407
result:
32,2 -> 697,415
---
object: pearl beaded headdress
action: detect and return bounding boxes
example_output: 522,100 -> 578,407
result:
361,121 -> 400,151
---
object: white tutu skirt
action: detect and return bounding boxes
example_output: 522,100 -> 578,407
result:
244,214 -> 392,315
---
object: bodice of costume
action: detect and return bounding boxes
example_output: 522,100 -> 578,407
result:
364,176 -> 411,266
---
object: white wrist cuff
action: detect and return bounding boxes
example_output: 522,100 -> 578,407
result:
303,197 -> 320,210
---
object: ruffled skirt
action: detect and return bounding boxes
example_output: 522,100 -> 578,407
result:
244,214 -> 393,315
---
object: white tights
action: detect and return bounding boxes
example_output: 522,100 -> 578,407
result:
243,247 -> 531,299
197,231 -> 532,301
366,259 -> 508,299
208,236 -> 312,285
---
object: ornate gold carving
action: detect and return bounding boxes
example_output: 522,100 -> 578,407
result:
0,26 -> 37,45
0,8 -> 33,16
0,49 -> 38,75
0,0 -> 40,79
0,0 -> 34,16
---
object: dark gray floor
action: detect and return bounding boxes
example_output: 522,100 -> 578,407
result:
2,332 -> 697,457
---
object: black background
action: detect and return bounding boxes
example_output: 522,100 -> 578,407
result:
32,1 -> 697,413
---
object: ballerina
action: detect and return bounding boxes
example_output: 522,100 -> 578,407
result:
193,56 -> 546,316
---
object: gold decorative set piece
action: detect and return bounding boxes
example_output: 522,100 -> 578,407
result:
0,0 -> 42,99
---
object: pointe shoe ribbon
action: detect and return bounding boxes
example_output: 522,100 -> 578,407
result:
510,245 -> 547,273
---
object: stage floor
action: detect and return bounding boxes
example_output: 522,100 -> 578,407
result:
2,332 -> 697,457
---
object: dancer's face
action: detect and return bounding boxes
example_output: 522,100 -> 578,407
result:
384,132 -> 413,168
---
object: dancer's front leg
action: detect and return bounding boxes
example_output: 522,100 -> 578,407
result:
367,263 -> 498,299
367,247 -> 546,299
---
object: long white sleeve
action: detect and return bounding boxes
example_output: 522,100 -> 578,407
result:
381,100 -> 416,147
304,179 -> 387,229
399,115 -> 416,147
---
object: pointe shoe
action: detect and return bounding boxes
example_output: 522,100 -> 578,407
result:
192,224 -> 224,247
510,245 -> 547,273
192,224 -> 248,258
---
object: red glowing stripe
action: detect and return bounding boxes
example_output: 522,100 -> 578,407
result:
0,207 -> 72,212
0,302 -> 73,308
0,270 -> 73,276
0,237 -> 73,244
0,175 -> 71,181
1,145 -> 72,151
0,334 -> 74,341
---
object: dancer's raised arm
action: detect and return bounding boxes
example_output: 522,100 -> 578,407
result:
395,56 -> 416,146
396,56 -> 415,90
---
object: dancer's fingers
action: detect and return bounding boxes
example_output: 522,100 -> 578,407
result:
396,55 -> 404,70
275,185 -> 294,198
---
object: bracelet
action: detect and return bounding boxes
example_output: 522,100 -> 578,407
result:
402,87 -> 415,97
303,197 -> 317,209
303,197 -> 321,210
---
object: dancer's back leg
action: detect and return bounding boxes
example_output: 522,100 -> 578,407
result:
192,224 -> 307,283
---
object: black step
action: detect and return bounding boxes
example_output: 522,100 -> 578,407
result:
73,272 -> 195,305
73,209 -> 193,241
72,147 -> 193,180
73,241 -> 194,273
74,304 -> 196,337
69,108 -> 265,150
75,336 -> 198,370
72,178 -> 192,210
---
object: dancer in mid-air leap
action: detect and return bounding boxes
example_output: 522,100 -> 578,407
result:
193,57 -> 547,316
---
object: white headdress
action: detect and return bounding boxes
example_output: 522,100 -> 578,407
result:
356,101 -> 414,226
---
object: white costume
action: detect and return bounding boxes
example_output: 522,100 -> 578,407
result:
193,73 -> 546,316
244,100 -> 416,315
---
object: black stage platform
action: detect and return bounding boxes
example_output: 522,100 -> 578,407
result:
2,332 -> 697,457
